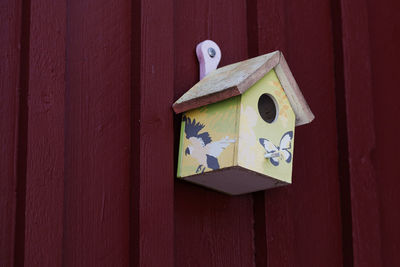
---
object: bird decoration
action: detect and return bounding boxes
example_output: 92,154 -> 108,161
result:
183,116 -> 235,173
259,131 -> 293,166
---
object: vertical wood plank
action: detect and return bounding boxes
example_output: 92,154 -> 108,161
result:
284,1 -> 343,265
367,1 -> 400,266
131,0 -> 175,266
247,1 -> 295,266
64,0 -> 131,265
174,1 -> 255,266
248,0 -> 344,266
337,0 -> 383,266
0,1 -> 22,265
21,1 -> 66,265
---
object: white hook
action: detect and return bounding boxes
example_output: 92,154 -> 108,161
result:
196,40 -> 221,80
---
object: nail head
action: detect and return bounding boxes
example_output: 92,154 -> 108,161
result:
208,47 -> 216,58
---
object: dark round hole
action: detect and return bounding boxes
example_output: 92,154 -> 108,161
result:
258,94 -> 278,123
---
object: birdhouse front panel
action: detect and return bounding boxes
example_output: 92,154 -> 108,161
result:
177,96 -> 240,178
238,69 -> 296,184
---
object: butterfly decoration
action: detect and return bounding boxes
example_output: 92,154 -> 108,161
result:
259,131 -> 293,166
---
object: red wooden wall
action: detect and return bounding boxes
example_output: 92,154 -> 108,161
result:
1,0 -> 399,266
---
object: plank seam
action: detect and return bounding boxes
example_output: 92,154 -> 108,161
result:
246,0 -> 265,266
330,0 -> 355,266
13,0 -> 31,265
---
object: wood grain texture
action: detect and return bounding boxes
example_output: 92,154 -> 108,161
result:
339,0 -> 383,266
131,0 -> 175,266
249,0 -> 344,266
1,1 -> 399,266
21,1 -> 66,265
173,51 -> 314,126
0,1 -> 22,265
274,1 -> 343,265
174,1 -> 255,266
367,1 -> 400,265
274,53 -> 314,126
63,0 -> 131,265
173,52 -> 278,112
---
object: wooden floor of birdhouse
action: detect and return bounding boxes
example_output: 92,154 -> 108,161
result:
181,166 -> 289,195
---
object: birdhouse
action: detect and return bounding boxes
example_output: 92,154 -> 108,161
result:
173,49 -> 314,195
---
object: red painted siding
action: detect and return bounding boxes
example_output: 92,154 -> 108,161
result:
63,0 -> 132,265
368,0 -> 400,266
132,0 -> 175,266
250,1 -> 344,266
174,1 -> 255,266
0,0 -> 399,266
0,1 -> 22,265
23,1 -> 66,265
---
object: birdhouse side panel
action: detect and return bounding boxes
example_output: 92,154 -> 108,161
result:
177,96 -> 240,178
238,69 -> 296,183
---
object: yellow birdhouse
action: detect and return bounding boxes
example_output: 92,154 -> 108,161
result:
173,50 -> 314,195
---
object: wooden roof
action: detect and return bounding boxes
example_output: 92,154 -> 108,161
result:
172,51 -> 314,126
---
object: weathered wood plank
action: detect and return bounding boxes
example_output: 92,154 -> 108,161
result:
248,0 -> 344,266
367,1 -> 400,266
338,0 -> 383,266
173,52 -> 279,112
174,1 -> 255,266
131,0 -> 175,266
173,51 -> 314,126
0,1 -> 22,265
283,1 -> 343,264
274,1 -> 343,265
63,0 -> 131,265
21,1 -> 66,265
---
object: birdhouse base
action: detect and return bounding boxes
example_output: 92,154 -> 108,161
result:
181,166 -> 289,195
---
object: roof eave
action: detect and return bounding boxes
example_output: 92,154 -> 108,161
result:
172,51 -> 315,127
275,52 -> 315,126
